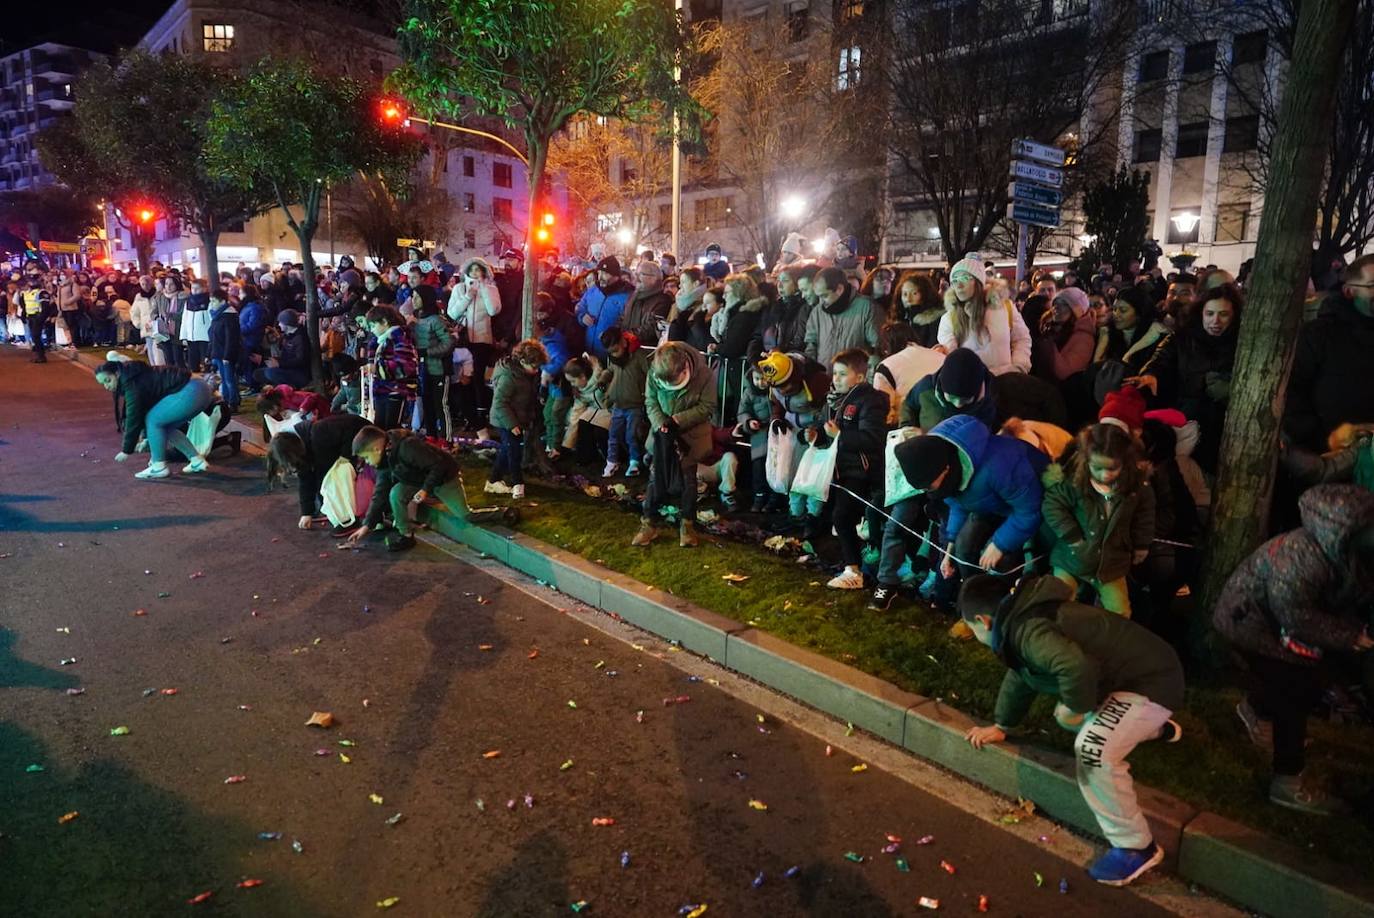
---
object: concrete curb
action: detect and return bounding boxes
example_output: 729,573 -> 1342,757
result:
417,503 -> 1374,918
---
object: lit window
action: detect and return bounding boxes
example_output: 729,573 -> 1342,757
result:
202,24 -> 235,53
836,46 -> 861,90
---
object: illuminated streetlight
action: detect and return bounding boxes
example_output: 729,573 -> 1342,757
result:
1170,212 -> 1200,235
616,228 -> 634,246
811,238 -> 828,254
779,195 -> 806,220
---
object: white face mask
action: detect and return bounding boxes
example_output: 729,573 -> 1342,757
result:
659,368 -> 691,391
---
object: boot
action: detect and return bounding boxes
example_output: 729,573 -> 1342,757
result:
679,519 -> 699,548
631,517 -> 658,547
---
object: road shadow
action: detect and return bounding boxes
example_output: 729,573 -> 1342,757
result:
475,830 -> 571,917
0,493 -> 55,503
0,629 -> 78,691
0,503 -> 225,533
0,721 -> 328,918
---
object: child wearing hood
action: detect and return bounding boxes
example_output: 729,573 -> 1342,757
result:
485,338 -> 548,500
207,288 -> 241,409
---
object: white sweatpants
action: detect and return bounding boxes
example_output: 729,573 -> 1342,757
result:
1073,690 -> 1171,850
696,452 -> 738,496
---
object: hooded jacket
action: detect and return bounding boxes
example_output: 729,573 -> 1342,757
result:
180,292 -> 212,343
1040,463 -> 1155,583
412,312 -> 455,377
130,286 -> 158,337
901,362 -> 998,430
489,356 -> 541,431
1213,484 -> 1374,665
277,328 -> 309,371
736,374 -> 773,459
239,298 -> 268,350
766,354 -> 831,428
713,295 -> 767,359
644,344 -> 719,463
291,413 -> 371,516
208,303 -> 241,362
448,258 -> 501,345
1036,302 -> 1097,381
986,576 -> 1185,728
117,363 -> 192,454
575,277 -> 634,360
936,288 -> 1032,375
803,284 -> 881,367
927,414 -> 1047,552
600,332 -> 650,410
1283,294 -> 1374,452
370,324 -> 419,400
363,430 -> 462,526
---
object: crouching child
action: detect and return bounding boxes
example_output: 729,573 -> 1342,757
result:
346,425 -> 472,553
958,573 -> 1184,887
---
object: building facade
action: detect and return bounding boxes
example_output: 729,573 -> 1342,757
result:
0,43 -> 106,193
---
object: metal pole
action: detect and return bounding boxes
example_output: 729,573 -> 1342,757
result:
1015,222 -> 1028,287
670,0 -> 683,263
327,183 -> 334,265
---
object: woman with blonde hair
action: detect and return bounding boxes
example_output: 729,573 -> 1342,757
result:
937,253 -> 1031,375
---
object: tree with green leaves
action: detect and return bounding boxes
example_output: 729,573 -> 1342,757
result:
204,58 -> 422,384
36,51 -> 279,277
390,0 -> 701,337
1073,166 -> 1152,278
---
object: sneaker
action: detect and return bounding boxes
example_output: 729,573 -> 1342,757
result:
511,484 -> 525,500
1236,699 -> 1274,749
631,518 -> 658,547
183,456 -> 208,473
485,481 -> 513,495
134,464 -> 170,480
625,460 -> 641,477
750,493 -> 769,513
827,568 -> 865,590
330,521 -> 358,538
1088,843 -> 1164,886
720,491 -> 738,511
1157,719 -> 1183,743
1268,774 -> 1344,815
386,534 -> 417,553
603,461 -> 622,478
867,584 -> 899,611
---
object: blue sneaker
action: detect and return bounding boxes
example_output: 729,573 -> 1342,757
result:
1088,843 -> 1164,886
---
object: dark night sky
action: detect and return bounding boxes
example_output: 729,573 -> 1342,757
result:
1,0 -> 170,54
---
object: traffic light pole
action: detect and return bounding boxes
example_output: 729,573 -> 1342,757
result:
402,114 -> 528,166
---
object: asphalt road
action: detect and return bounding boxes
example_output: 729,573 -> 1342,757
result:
0,345 -> 1189,917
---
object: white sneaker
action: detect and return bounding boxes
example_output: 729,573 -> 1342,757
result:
826,568 -> 865,590
602,461 -> 622,478
135,464 -> 171,480
625,460 -> 641,477
511,484 -> 525,500
184,456 -> 208,474
485,481 -> 513,494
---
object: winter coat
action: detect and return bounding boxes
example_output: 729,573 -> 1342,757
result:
901,362 -> 998,431
1097,319 -> 1169,372
131,290 -> 158,337
669,306 -> 715,354
990,369 -> 1070,429
620,286 -> 672,346
927,414 -> 1048,553
448,258 -> 502,345
567,376 -> 612,433
1213,484 -> 1374,665
810,382 -> 888,488
180,292 -> 212,343
644,344 -> 719,464
1283,294 -> 1374,452
117,363 -> 192,454
713,296 -> 766,359
936,291 -> 1032,375
209,304 -> 241,362
291,413 -> 371,516
803,285 -> 881,367
600,334 -> 650,410
767,354 -> 831,428
412,313 -> 455,377
1139,322 -> 1237,410
987,576 -> 1185,728
370,324 -> 419,400
900,304 -> 945,350
538,314 -> 579,389
753,292 -> 813,357
492,269 -> 524,344
489,357 -> 541,432
575,279 -> 634,360
1035,308 -> 1096,381
874,345 -> 945,426
276,330 -> 309,371
363,430 -> 462,526
239,299 -> 268,351
736,377 -> 773,459
1041,465 -> 1155,583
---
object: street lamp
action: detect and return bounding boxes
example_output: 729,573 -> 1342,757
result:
616,228 -> 634,247
1170,212 -> 1200,235
779,195 -> 806,220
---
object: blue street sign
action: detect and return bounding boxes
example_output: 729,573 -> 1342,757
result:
1008,181 -> 1063,207
1008,202 -> 1060,228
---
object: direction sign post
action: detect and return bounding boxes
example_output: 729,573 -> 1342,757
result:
1008,138 -> 1066,285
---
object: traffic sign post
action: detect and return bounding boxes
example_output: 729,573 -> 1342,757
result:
1009,137 -> 1065,285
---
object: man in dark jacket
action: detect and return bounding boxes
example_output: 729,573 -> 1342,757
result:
752,262 -> 814,357
492,248 -> 525,348
959,574 -> 1184,887
619,261 -> 672,346
254,309 -> 311,387
347,426 -> 471,552
285,413 -> 372,532
208,290 -> 242,409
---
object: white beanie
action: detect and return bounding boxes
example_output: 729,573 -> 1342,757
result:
950,252 -> 986,284
781,232 -> 804,256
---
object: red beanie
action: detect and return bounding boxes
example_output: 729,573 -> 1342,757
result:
1099,386 -> 1146,433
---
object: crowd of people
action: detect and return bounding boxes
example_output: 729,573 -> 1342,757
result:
8,230 -> 1373,889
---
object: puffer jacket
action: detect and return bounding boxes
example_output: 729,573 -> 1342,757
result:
988,576 -> 1185,728
927,414 -> 1048,553
713,295 -> 767,359
180,292 -> 212,343
371,324 -> 419,400
363,429 -> 462,526
1040,463 -> 1155,583
753,292 -> 812,356
736,377 -> 773,459
937,290 -> 1032,375
447,258 -> 501,345
489,357 -> 541,432
412,313 -> 455,377
803,285 -> 881,367
575,278 -> 634,360
644,344 -> 719,463
239,299 -> 268,351
1213,485 -> 1374,665
131,289 -> 158,337
809,381 -> 888,487
901,361 -> 999,430
767,353 -> 831,428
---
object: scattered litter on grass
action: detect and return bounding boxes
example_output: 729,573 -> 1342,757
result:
570,901 -> 589,913
843,852 -> 864,863
25,764 -> 44,773
475,799 -> 485,812
376,897 -> 400,909
339,753 -> 351,764
186,891 -> 213,905
567,700 -> 578,709
386,813 -> 404,826
998,798 -> 1036,825
236,879 -> 263,889
58,812 -> 79,824
721,572 -> 749,583
560,760 -> 575,771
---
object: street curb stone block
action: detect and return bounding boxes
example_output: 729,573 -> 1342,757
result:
724,630 -> 924,745
1178,813 -> 1374,918
504,535 -> 603,608
417,509 -> 511,564
599,573 -> 739,662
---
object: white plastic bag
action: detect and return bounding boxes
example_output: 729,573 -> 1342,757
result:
54,318 -> 71,347
790,432 -> 840,502
765,421 -> 798,493
884,427 -> 922,506
263,410 -> 302,440
187,405 -> 221,457
319,457 -> 360,527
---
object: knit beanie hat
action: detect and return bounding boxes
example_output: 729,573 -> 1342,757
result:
949,252 -> 985,284
595,255 -> 622,276
937,347 -> 986,401
1055,286 -> 1090,317
894,435 -> 960,491
278,308 -> 301,328
756,351 -> 794,387
1098,385 -> 1147,432
781,232 -> 804,256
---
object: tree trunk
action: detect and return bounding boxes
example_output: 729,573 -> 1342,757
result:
1199,0 -> 1357,618
296,183 -> 324,387
521,137 -> 548,340
198,227 -> 220,285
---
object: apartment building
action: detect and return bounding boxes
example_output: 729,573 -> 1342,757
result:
0,43 -> 106,193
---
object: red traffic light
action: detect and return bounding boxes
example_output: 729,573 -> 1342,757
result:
535,227 -> 550,243
380,100 -> 405,122
138,209 -> 155,224
541,212 -> 555,227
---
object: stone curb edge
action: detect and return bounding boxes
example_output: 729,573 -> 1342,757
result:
419,504 -> 1374,918
54,353 -> 1372,918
